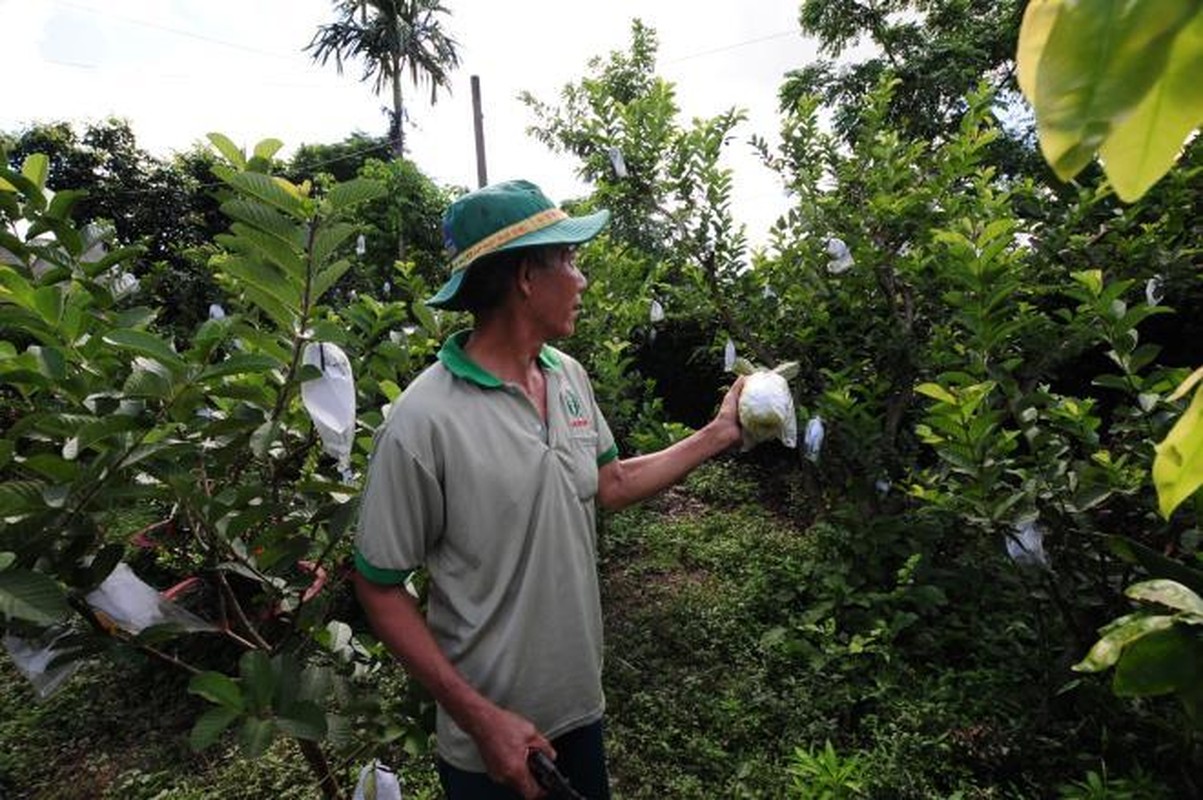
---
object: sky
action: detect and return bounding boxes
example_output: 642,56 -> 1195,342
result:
2,0 -> 820,247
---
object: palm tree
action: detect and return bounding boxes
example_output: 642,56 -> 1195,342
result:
307,0 -> 461,160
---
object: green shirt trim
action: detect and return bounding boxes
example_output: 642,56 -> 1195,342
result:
438,330 -> 562,388
597,443 -> 619,466
354,548 -> 413,585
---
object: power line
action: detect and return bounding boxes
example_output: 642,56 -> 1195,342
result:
54,0 -> 306,61
664,30 -> 800,64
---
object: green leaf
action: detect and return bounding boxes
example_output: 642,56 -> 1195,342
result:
324,178 -> 385,212
1098,9 -> 1203,201
411,301 -> 438,337
62,415 -> 143,460
1153,378 -> 1203,518
1112,625 -> 1203,697
253,138 -> 285,162
310,222 -> 357,268
228,222 -> 305,275
239,650 -> 275,713
122,365 -> 174,399
28,346 -> 67,382
45,189 -> 86,221
0,552 -> 14,570
296,665 -> 333,705
188,671 -> 245,711
220,171 -> 307,220
274,701 -> 328,740
0,569 -> 69,624
238,717 -> 276,758
1127,579 -> 1203,615
21,154 -> 49,190
0,480 -> 48,516
251,420 -> 280,459
220,255 -> 301,308
311,260 -> 351,305
199,354 -> 285,382
379,380 -> 402,402
219,199 -> 302,247
189,705 -> 241,751
101,329 -> 184,370
207,133 -> 247,169
238,284 -> 299,332
32,286 -> 63,326
1074,613 -> 1175,673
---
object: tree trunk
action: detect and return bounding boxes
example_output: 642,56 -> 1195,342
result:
390,55 -> 408,263
298,739 -> 345,800
390,55 -> 404,160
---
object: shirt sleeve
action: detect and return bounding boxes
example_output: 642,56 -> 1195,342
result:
354,421 -> 444,584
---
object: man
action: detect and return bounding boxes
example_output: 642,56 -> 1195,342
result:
354,179 -> 744,799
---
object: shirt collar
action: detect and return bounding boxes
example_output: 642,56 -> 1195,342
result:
437,330 -> 562,388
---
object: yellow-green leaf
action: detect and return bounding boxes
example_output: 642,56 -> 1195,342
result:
1070,269 -> 1104,296
1073,613 -> 1175,672
1153,379 -> 1203,518
253,138 -> 284,162
1127,579 -> 1203,616
21,154 -> 49,191
1099,9 -> 1203,201
207,132 -> 247,169
1023,0 -> 1199,182
915,382 -> 957,405
1016,0 -> 1063,103
1169,366 -> 1203,403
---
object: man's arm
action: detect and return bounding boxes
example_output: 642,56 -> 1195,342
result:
596,377 -> 744,512
352,573 -> 552,797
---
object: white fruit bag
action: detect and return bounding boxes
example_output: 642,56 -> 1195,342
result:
301,342 -> 356,470
354,761 -> 402,800
732,358 -> 799,449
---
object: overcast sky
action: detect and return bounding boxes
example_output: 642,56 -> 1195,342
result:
3,0 -> 819,246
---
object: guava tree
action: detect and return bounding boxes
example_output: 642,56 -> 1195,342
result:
0,136 -> 445,798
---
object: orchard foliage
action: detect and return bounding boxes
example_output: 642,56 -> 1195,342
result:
2,7 -> 1203,796
525,19 -> 1203,791
0,134 -> 452,796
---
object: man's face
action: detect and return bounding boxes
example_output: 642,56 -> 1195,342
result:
527,245 -> 586,339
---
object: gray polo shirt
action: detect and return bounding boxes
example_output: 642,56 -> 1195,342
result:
355,330 -> 618,771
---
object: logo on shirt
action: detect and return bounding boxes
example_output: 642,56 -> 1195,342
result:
561,388 -> 591,429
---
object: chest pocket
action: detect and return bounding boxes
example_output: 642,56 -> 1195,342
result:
560,430 -> 599,500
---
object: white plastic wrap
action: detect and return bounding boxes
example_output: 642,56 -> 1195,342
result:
2,627 -> 83,699
353,761 -> 402,800
85,562 -> 216,634
1006,520 -> 1049,570
301,342 -> 356,472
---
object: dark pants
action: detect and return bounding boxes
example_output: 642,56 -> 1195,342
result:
437,720 -> 611,800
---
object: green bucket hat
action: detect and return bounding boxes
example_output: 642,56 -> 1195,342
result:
426,179 -> 610,309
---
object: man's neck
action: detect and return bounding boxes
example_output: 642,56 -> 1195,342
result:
463,316 -> 545,386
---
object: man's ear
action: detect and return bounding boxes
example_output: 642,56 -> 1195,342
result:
516,256 -> 539,299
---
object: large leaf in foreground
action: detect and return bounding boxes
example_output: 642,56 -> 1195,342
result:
0,569 -> 69,624
1153,371 -> 1203,519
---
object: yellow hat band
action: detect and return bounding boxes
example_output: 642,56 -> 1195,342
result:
450,208 -> 569,273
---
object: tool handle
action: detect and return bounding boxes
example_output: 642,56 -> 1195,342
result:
527,750 -> 586,800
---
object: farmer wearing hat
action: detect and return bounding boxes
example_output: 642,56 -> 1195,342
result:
354,180 -> 744,799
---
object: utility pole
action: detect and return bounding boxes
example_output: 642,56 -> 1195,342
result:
471,75 -> 488,188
